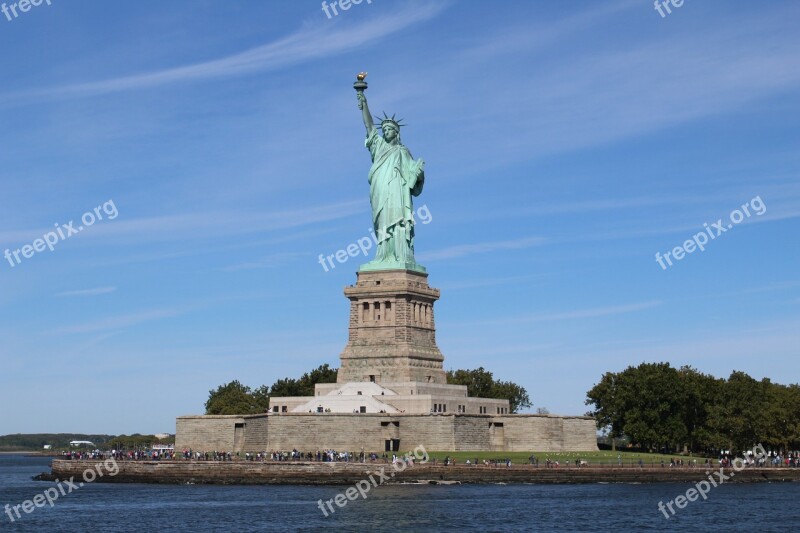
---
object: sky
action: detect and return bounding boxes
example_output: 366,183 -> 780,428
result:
0,0 -> 798,435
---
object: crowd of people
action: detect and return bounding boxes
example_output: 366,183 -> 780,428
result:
178,448 -> 394,463
63,447 -> 800,468
60,450 -> 106,461
111,449 -> 175,461
718,450 -> 800,468
61,449 -> 176,461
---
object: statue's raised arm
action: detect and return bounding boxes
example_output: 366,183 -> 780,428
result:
356,92 -> 373,134
354,72 -> 374,134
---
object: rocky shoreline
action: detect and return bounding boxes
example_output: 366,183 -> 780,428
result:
42,459 -> 800,485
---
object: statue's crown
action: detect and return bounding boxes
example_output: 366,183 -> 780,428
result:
374,112 -> 405,131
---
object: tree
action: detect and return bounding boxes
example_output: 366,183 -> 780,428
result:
706,371 -> 766,452
587,364 -> 800,455
447,367 -> 532,413
106,434 -> 174,451
207,364 -> 533,415
586,362 -> 694,452
447,367 -> 495,398
298,364 -> 338,394
618,363 -> 689,452
267,377 -> 304,398
491,380 -> 532,413
585,371 -> 625,443
205,380 -> 269,415
205,365 -> 338,414
253,385 -> 270,409
678,366 -> 723,452
268,364 -> 338,397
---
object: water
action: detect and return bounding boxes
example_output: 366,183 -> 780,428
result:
1,455 -> 799,531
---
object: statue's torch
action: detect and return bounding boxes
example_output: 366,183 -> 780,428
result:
354,72 -> 368,93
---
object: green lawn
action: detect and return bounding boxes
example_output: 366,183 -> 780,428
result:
423,449 -> 706,465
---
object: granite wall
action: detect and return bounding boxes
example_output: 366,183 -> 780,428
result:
176,413 -> 598,452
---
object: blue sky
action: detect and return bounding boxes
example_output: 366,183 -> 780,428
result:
0,0 -> 798,435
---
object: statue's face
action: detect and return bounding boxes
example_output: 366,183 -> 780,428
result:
383,125 -> 398,143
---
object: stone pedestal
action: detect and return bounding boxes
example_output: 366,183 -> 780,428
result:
338,269 -> 447,384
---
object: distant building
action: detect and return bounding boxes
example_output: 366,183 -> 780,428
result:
69,440 -> 95,447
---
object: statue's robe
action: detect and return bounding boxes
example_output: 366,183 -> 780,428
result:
365,128 -> 424,263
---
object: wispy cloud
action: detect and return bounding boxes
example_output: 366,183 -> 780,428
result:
222,251 -> 307,272
7,2 -> 449,103
454,0 -> 640,64
518,301 -> 662,323
0,199 -> 364,247
408,3 -> 800,173
453,301 -> 662,328
501,196 -> 700,217
526,16 -> 800,153
60,331 -> 121,359
420,236 -> 546,261
55,287 -> 117,297
439,273 -> 546,291
566,318 -> 800,372
737,281 -> 800,295
51,308 -> 182,335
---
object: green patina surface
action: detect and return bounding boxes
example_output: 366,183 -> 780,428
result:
355,75 -> 426,273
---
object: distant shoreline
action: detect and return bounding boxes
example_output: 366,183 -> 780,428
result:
45,460 -> 800,485
0,451 -> 49,455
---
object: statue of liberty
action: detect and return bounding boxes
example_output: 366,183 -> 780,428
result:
355,73 -> 426,273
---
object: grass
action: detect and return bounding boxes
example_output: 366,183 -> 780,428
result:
424,449 -> 706,465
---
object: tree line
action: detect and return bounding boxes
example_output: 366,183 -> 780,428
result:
205,365 -> 531,414
0,433 -> 114,451
105,434 -> 175,451
446,367 -> 531,413
0,433 -> 175,451
585,362 -> 800,454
